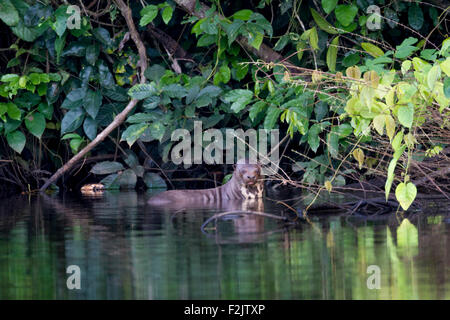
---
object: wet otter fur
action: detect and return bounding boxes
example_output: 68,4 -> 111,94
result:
147,159 -> 263,207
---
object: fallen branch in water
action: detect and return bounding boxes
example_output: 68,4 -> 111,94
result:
39,0 -> 148,192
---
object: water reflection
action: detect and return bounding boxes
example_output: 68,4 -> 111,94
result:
0,192 -> 448,299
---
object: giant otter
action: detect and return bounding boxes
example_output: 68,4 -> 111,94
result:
147,159 -> 264,207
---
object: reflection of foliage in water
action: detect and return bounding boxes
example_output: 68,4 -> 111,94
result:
0,194 -> 448,299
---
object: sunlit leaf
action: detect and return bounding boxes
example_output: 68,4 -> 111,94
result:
395,182 -> 417,211
310,8 -> 338,34
326,36 -> 339,72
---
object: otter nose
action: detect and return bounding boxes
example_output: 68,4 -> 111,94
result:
245,174 -> 256,180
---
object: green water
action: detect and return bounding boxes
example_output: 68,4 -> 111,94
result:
0,191 -> 449,299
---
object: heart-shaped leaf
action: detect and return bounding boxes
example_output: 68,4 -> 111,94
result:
395,182 -> 417,211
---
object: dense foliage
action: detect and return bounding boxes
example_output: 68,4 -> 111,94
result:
0,0 -> 449,210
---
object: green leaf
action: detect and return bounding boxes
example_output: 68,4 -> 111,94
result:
100,173 -> 120,190
335,124 -> 353,138
7,103 -> 21,120
103,86 -> 129,102
223,19 -> 244,46
162,84 -> 188,98
408,5 -> 424,31
440,38 -> 450,57
326,36 -> 339,72
427,65 -> 441,90
249,101 -> 267,121
222,89 -> 253,113
441,57 -> 450,77
384,8 -> 399,28
62,88 -> 86,109
395,37 -> 419,59
395,182 -> 417,211
249,12 -> 273,37
392,131 -> 404,152
144,172 -> 167,189
25,112 -> 45,139
361,42 -> 384,58
123,150 -> 139,168
161,6 -> 173,24
29,73 -> 41,85
98,60 -> 115,89
128,83 -> 157,100
11,21 -> 39,42
54,6 -> 68,37
1,74 -> 19,82
444,77 -> 450,98
264,106 -> 282,129
126,113 -> 158,124
342,53 -> 360,67
309,27 -> 319,50
385,114 -> 395,141
198,85 -> 222,99
4,119 -> 21,134
6,130 -> 26,153
91,161 -> 125,175
61,108 -> 85,135
310,8 -> 338,34
232,9 -> 253,21
0,103 -> 7,116
83,116 -> 97,140
117,169 -> 137,189
250,32 -> 264,50
296,41 -> 306,61
314,101 -> 328,121
307,124 -> 321,153
327,132 -> 339,158
142,96 -> 161,109
93,27 -> 111,47
385,158 -> 397,201
144,64 -> 166,83
148,122 -> 166,141
273,35 -> 289,51
335,5 -> 358,27
0,0 -> 19,26
121,123 -> 149,147
372,114 -> 385,135
213,64 -> 231,85
397,104 -> 414,128
61,133 -> 82,140
322,0 -> 338,14
84,90 -> 102,119
69,138 -> 83,154
197,34 -> 217,47
353,148 -> 365,169
85,44 -> 100,65
401,60 -> 412,75
140,5 -> 158,26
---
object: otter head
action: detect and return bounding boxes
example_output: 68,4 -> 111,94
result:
234,159 -> 262,187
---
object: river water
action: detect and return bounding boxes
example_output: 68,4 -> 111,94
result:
0,191 -> 448,299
